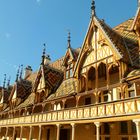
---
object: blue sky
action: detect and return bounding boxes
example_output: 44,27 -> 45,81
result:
0,0 -> 138,85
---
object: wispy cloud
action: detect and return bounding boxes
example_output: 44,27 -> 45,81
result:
5,33 -> 11,39
36,0 -> 41,3
0,59 -> 18,71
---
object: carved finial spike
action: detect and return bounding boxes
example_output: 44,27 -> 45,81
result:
16,66 -> 20,82
41,44 -> 46,65
19,64 -> 23,80
3,74 -> 6,88
91,0 -> 96,17
67,30 -> 71,49
7,76 -> 11,88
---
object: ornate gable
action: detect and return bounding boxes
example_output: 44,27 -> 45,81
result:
73,16 -> 129,78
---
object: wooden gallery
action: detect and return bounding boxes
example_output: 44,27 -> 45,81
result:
0,0 -> 140,140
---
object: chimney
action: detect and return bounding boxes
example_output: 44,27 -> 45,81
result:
24,65 -> 32,79
44,55 -> 51,65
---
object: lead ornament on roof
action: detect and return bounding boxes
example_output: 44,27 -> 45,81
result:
91,0 -> 96,17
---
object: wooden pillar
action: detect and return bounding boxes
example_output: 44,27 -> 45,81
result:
71,123 -> 75,140
133,120 -> 140,140
12,127 -> 16,140
20,126 -> 23,140
29,126 -> 33,140
76,96 -> 80,107
38,125 -> 42,140
56,124 -> 60,140
106,59 -> 109,88
94,122 -> 101,140
5,127 -> 8,140
62,99 -> 67,109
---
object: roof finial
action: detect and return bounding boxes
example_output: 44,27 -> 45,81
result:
7,76 -> 11,89
91,0 -> 96,17
67,31 -> 71,49
138,0 -> 140,7
19,64 -> 23,80
16,65 -> 20,82
41,44 -> 46,65
3,74 -> 6,88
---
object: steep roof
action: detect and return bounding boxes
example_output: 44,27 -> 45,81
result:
33,64 -> 64,93
114,18 -> 139,66
9,79 -> 32,104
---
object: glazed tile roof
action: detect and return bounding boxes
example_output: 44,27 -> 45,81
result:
33,64 -> 63,93
114,18 -> 139,66
47,78 -> 78,100
49,57 -> 64,71
98,18 -> 139,66
43,65 -> 64,93
9,79 -> 32,104
17,93 -> 35,108
3,86 -> 13,103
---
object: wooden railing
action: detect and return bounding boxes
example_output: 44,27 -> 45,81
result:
0,97 -> 140,126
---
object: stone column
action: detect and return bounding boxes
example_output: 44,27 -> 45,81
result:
12,127 -> 16,140
71,123 -> 75,140
20,126 -> 23,140
56,124 -> 60,140
38,125 -> 42,140
133,119 -> 140,140
29,126 -> 33,140
94,122 -> 101,140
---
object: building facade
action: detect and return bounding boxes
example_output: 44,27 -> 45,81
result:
0,1 -> 140,140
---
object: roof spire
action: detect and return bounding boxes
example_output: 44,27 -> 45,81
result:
19,64 -> 23,80
91,0 -> 96,17
67,31 -> 71,49
16,66 -> 20,82
3,74 -> 6,88
41,44 -> 46,65
7,76 -> 11,88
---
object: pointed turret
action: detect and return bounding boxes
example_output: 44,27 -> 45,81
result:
91,0 -> 96,17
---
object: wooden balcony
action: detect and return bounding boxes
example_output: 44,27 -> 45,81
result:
0,97 -> 140,126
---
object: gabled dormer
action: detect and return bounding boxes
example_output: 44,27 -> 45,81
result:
0,77 -> 12,111
8,66 -> 32,109
33,48 -> 63,103
132,0 -> 140,36
73,0 -> 139,93
63,32 -> 80,80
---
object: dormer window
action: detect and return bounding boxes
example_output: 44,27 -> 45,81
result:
66,63 -> 73,79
